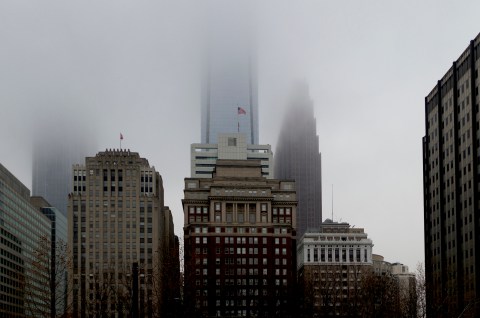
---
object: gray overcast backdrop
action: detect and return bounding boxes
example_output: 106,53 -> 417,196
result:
1,0 -> 480,270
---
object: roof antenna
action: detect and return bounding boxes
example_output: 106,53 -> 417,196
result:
331,184 -> 334,222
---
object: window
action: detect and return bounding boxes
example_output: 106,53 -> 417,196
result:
228,137 -> 237,146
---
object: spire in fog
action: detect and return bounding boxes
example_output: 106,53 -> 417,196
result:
275,82 -> 322,237
201,3 -> 258,145
32,117 -> 97,216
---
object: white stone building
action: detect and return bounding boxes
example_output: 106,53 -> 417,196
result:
191,133 -> 273,178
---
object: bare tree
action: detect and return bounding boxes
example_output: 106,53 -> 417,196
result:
415,263 -> 426,318
84,268 -> 115,317
361,270 -> 401,318
22,234 -> 72,318
299,264 -> 367,317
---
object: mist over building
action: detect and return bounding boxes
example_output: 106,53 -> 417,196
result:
200,4 -> 258,145
275,82 -> 322,237
32,118 -> 96,216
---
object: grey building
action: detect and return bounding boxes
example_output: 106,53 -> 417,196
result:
68,149 -> 177,317
0,164 -> 52,317
423,32 -> 480,317
275,82 -> 322,238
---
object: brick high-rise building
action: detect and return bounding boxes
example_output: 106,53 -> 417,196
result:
423,32 -> 480,317
68,149 -> 177,317
183,159 -> 297,317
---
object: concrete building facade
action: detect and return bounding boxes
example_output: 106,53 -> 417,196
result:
191,133 -> 273,179
297,219 -> 373,317
423,32 -> 480,317
275,82 -> 322,238
183,159 -> 297,317
68,149 -> 177,317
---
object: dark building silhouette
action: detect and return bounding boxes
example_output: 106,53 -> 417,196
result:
423,32 -> 480,318
183,159 -> 297,317
275,83 -> 322,237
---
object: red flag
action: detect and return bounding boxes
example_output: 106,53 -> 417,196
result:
120,133 -> 124,140
238,107 -> 246,115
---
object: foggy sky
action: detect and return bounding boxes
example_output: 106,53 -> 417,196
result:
1,0 -> 480,270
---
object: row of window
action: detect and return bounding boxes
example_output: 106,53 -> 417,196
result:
191,226 -> 290,234
196,268 -> 289,276
194,278 -> 288,287
194,236 -> 288,245
194,247 -> 288,255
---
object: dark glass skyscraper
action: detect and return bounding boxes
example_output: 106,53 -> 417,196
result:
275,83 -> 322,238
423,33 -> 480,318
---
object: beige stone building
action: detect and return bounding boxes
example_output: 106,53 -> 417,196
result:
68,149 -> 177,317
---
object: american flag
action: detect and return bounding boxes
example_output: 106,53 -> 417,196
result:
237,107 -> 246,115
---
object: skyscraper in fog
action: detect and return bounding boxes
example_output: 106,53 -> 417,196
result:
201,4 -> 258,145
275,83 -> 322,237
423,33 -> 480,318
32,119 -> 95,216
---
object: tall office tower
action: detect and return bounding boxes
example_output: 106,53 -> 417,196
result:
191,133 -> 273,178
0,164 -> 52,317
183,159 -> 297,317
68,149 -> 177,317
32,117 -> 96,217
423,33 -> 480,318
201,4 -> 258,145
275,83 -> 322,238
297,220 -> 373,317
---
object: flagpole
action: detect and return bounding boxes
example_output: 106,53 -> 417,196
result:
237,105 -> 239,133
